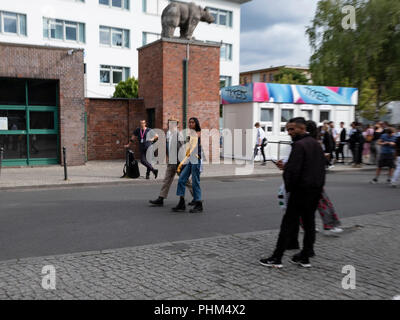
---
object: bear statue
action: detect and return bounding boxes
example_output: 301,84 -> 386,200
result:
161,2 -> 215,40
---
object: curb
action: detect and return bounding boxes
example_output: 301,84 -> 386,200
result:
0,167 -> 376,192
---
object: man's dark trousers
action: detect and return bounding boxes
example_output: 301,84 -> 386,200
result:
140,146 -> 154,175
273,188 -> 322,259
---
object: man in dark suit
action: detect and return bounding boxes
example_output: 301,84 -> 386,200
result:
335,122 -> 347,163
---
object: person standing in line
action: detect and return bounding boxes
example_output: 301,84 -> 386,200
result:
328,121 -> 338,164
149,120 -> 194,207
125,120 -> 159,180
370,122 -> 384,165
321,121 -> 335,169
254,122 -> 267,165
260,117 -> 326,268
362,124 -> 374,164
172,117 -> 203,213
348,121 -> 364,167
370,127 -> 397,184
335,122 -> 347,164
390,127 -> 400,188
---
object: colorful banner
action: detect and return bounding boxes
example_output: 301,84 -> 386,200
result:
221,83 -> 358,106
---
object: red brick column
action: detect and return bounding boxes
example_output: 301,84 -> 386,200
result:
138,38 -> 220,132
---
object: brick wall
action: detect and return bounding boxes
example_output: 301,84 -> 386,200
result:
0,42 -> 85,165
138,39 -> 220,161
85,98 -> 145,160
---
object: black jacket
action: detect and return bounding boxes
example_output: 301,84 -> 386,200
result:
283,134 -> 326,193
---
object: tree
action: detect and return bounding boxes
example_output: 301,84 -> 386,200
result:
273,68 -> 309,85
306,0 -> 400,121
112,77 -> 139,98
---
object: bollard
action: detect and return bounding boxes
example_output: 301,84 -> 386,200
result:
0,147 -> 4,178
63,146 -> 68,181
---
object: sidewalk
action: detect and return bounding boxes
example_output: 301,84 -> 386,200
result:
0,210 -> 398,300
0,160 -> 374,190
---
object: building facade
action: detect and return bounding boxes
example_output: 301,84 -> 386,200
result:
240,65 -> 311,86
0,42 -> 86,166
0,0 -> 249,98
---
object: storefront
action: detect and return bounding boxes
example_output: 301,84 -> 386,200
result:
0,78 -> 59,166
0,42 -> 86,166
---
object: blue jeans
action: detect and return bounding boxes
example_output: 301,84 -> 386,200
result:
177,163 -> 201,201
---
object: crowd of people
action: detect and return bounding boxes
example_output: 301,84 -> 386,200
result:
314,120 -> 400,187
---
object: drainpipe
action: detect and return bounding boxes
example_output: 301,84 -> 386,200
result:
182,43 -> 189,129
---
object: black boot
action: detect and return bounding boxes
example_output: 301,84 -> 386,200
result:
146,172 -> 150,180
153,169 -> 158,179
188,199 -> 196,206
189,201 -> 203,213
149,197 -> 164,207
172,197 -> 186,212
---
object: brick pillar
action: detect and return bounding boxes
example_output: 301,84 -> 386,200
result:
138,38 -> 220,132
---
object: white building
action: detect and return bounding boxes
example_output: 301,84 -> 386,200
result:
0,0 -> 249,98
221,83 -> 358,160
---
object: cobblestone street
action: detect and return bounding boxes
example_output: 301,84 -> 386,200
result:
0,210 -> 399,300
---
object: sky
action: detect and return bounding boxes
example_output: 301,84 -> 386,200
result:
240,0 -> 319,72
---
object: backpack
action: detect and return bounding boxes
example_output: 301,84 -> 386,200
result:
121,150 -> 140,179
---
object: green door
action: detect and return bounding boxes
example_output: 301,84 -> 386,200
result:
0,78 -> 60,167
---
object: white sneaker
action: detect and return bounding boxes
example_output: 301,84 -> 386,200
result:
328,165 -> 335,169
324,227 -> 343,235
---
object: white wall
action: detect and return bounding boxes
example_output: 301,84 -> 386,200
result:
222,102 -> 254,160
0,0 -> 242,98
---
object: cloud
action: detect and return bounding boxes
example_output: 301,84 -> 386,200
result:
240,0 -> 319,72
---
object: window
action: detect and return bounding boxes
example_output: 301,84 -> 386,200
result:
219,76 -> 231,88
269,74 -> 274,82
43,18 -> 85,43
100,26 -> 129,48
100,65 -> 130,84
262,74 -> 267,82
261,108 -> 274,122
281,109 -> 293,123
206,7 -> 233,27
281,108 -> 293,133
142,32 -> 161,45
65,21 -> 78,41
320,111 -> 330,122
99,0 -> 129,9
0,11 -> 27,36
220,43 -> 232,61
143,0 -> 168,15
301,110 -> 313,121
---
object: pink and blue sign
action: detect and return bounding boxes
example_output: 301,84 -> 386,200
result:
221,83 -> 358,106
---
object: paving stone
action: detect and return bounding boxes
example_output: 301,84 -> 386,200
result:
0,210 -> 399,300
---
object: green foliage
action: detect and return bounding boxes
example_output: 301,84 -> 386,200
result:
306,0 -> 400,120
273,68 -> 309,85
112,77 -> 139,98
